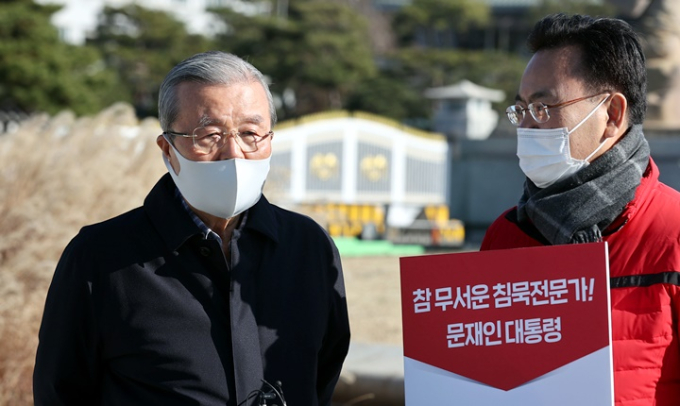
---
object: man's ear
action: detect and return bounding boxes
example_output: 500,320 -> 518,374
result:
157,134 -> 171,157
157,134 -> 181,174
605,93 -> 628,139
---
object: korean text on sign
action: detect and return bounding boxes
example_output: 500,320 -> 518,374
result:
412,277 -> 595,314
446,317 -> 562,348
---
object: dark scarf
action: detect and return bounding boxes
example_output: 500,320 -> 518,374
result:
517,124 -> 650,245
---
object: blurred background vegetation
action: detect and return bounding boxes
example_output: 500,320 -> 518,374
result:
0,0 -> 615,125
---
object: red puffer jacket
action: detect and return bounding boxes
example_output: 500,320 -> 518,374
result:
481,158 -> 680,406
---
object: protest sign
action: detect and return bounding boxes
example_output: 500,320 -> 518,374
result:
400,242 -> 612,405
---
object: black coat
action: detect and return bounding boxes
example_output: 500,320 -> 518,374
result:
34,174 -> 350,406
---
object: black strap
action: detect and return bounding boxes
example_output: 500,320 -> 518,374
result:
611,271 -> 680,288
503,209 -> 679,289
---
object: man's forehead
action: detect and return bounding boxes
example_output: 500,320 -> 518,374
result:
175,81 -> 269,122
518,46 -> 586,101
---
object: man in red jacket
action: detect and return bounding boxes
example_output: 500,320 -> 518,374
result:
481,14 -> 680,406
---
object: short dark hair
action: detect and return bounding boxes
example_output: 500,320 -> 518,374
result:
527,13 -> 647,125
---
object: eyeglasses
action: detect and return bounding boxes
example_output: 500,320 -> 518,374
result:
506,92 -> 610,126
163,126 -> 273,154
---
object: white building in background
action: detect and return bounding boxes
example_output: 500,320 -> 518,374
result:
36,0 -> 268,45
269,111 -> 449,207
267,110 -> 465,246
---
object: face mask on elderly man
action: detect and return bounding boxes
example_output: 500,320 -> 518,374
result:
516,95 -> 610,188
162,136 -> 271,219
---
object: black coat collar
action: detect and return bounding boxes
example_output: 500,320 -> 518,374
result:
144,173 -> 280,252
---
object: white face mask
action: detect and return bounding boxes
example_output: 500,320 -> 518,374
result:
516,95 -> 609,188
162,142 -> 271,219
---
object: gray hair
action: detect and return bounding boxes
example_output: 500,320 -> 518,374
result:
158,51 -> 277,131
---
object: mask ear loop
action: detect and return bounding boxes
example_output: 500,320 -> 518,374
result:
583,135 -> 609,163
567,94 -> 611,135
571,94 -> 612,163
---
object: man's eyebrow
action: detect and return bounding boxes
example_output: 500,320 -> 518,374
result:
197,114 -> 267,127
515,90 -> 551,104
198,115 -> 220,127
241,114 -> 265,125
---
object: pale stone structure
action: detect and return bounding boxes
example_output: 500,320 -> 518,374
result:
608,0 -> 680,129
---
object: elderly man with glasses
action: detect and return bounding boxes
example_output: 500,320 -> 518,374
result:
33,51 -> 351,406
481,14 -> 680,406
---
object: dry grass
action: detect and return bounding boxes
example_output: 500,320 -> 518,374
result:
0,103 -> 166,405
